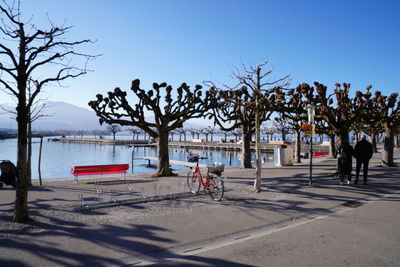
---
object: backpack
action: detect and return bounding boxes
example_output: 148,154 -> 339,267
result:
339,149 -> 347,162
0,160 -> 17,188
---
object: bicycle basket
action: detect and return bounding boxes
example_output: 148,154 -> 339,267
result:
187,154 -> 199,162
207,163 -> 224,174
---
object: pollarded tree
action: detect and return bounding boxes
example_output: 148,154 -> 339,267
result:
310,82 -> 361,146
273,114 -> 292,143
176,128 -> 187,142
169,130 -> 176,141
127,127 -> 142,141
107,124 -> 121,140
354,87 -> 384,153
188,128 -> 198,140
356,89 -> 400,166
232,128 -> 242,142
281,84 -> 311,162
0,3 -> 95,222
207,86 -> 257,168
89,79 -> 210,176
261,125 -> 275,143
202,126 -> 218,142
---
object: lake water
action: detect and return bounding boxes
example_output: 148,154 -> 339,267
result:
0,137 -> 273,179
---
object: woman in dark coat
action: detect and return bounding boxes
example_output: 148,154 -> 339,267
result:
337,139 -> 353,184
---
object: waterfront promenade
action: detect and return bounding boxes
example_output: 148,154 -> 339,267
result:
55,137 -> 330,153
0,149 -> 399,266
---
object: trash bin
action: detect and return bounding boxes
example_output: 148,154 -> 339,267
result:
274,145 -> 293,166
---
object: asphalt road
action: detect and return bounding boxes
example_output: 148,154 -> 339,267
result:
1,150 -> 399,267
154,192 -> 400,267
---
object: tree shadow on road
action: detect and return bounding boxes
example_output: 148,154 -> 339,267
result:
0,196 -> 252,266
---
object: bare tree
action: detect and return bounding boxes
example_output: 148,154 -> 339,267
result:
0,2 -> 95,222
219,128 -> 229,142
305,83 -> 361,146
261,125 -> 275,143
231,128 -> 242,142
1,84 -> 51,185
354,88 -> 384,153
356,89 -> 400,166
89,79 -> 210,176
127,127 -> 141,141
188,128 -> 201,140
273,115 -> 292,142
169,129 -> 177,141
201,127 -> 217,142
176,128 -> 187,142
107,124 -> 121,140
207,61 -> 289,192
205,127 -> 218,142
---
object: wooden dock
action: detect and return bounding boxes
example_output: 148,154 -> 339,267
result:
143,157 -> 207,168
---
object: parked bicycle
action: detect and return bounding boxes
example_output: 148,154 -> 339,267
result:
186,153 -> 225,201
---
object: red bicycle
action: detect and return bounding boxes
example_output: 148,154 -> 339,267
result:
186,154 -> 225,201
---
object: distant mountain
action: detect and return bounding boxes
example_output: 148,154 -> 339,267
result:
0,101 -> 213,131
0,101 -> 105,131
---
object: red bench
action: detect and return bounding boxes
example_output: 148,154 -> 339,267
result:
313,152 -> 329,158
71,164 -> 129,183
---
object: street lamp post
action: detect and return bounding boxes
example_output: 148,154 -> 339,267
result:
306,104 -> 315,185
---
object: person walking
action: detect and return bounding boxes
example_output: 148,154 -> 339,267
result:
337,138 -> 353,184
353,135 -> 373,184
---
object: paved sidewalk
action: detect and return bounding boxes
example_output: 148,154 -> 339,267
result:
0,150 -> 399,266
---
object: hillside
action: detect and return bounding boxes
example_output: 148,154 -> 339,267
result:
0,101 -> 104,131
0,101 -> 212,131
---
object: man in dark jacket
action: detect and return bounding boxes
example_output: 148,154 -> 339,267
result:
353,135 -> 373,184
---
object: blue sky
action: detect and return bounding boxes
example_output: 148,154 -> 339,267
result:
2,0 -> 400,110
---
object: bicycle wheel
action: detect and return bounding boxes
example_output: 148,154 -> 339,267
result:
207,174 -> 224,201
187,170 -> 200,193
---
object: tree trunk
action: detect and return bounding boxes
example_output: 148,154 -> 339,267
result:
382,124 -> 394,166
328,134 -> 336,158
395,132 -> 399,149
15,102 -> 30,222
241,129 -> 252,168
295,129 -> 301,163
253,110 -> 262,192
27,119 -> 32,186
319,134 -> 323,144
371,132 -> 378,153
355,131 -> 359,143
337,130 -> 349,147
113,132 -> 116,140
38,137 -> 43,186
156,131 -> 174,176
